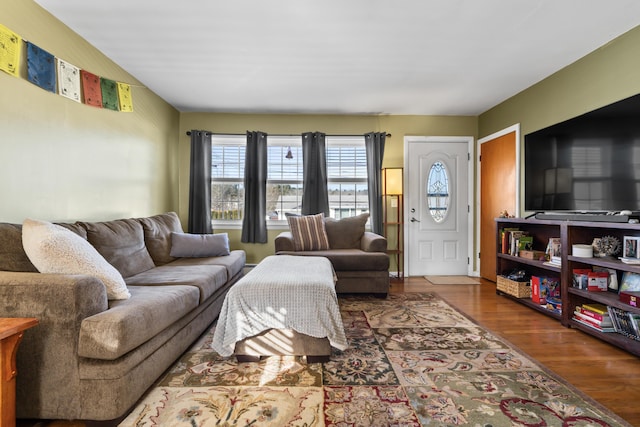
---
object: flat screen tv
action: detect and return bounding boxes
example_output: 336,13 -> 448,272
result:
524,93 -> 640,213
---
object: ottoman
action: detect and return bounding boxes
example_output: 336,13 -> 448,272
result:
211,255 -> 348,362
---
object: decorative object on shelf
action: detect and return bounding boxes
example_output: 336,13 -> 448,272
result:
622,236 -> 640,260
592,235 -> 620,257
498,209 -> 514,218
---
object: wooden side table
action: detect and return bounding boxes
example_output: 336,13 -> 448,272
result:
0,318 -> 38,427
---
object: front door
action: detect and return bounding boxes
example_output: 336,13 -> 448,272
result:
406,137 -> 471,276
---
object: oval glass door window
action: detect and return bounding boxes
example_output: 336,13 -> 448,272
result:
427,161 -> 450,222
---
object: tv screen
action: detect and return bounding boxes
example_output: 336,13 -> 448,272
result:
524,93 -> 640,213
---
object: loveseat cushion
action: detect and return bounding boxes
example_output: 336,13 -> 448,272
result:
324,213 -> 369,249
276,248 -> 389,271
78,285 -> 200,360
82,218 -> 156,278
137,212 -> 183,266
124,264 -> 229,303
168,250 -> 246,280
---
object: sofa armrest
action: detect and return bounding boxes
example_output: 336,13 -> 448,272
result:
361,231 -> 387,252
0,271 -> 109,418
275,231 -> 296,252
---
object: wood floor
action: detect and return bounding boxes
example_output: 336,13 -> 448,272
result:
18,276 -> 640,426
394,276 -> 640,426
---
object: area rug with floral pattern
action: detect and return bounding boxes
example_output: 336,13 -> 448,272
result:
119,293 -> 630,426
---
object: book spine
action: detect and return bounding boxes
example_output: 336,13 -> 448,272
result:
582,303 -> 608,315
579,307 -> 607,321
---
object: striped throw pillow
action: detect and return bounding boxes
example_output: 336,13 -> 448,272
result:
287,213 -> 330,251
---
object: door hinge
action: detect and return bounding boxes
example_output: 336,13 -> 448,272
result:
467,257 -> 470,265
479,154 -> 481,161
478,252 -> 480,259
468,152 -> 470,161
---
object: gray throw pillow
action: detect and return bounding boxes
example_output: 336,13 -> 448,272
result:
170,232 -> 230,257
324,213 -> 370,249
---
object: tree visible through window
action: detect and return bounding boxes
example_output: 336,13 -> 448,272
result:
211,134 -> 368,225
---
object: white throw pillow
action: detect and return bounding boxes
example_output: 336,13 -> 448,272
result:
22,218 -> 130,300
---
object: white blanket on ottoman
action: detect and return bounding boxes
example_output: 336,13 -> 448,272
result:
212,255 -> 348,357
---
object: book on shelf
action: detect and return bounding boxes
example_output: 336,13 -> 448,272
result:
619,290 -> 640,307
578,305 -> 609,322
572,316 -> 617,333
542,256 -> 562,267
581,303 -> 608,315
500,228 -> 520,254
607,306 -> 640,340
619,257 -> 640,264
573,308 -> 613,327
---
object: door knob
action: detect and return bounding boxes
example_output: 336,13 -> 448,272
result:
410,217 -> 420,223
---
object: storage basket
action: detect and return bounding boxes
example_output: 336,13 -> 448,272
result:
497,275 -> 532,298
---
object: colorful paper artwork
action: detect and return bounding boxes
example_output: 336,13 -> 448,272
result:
26,42 -> 56,92
117,82 -> 133,112
57,58 -> 81,102
81,70 -> 103,107
100,77 -> 119,111
0,23 -> 22,77
3,24 -> 135,111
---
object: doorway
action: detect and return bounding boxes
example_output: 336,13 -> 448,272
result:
477,125 -> 520,281
404,136 -> 474,276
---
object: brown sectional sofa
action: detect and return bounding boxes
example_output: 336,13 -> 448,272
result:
0,212 -> 245,422
275,214 -> 390,297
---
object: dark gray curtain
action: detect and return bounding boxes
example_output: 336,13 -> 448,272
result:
301,132 -> 329,216
241,131 -> 268,243
188,130 -> 212,234
365,132 -> 386,235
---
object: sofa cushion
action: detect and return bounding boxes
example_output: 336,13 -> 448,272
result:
0,223 -> 38,272
324,213 -> 370,249
137,212 -> 183,265
287,213 -> 330,251
78,285 -> 200,360
168,250 -> 246,280
21,219 -> 130,300
170,232 -> 230,257
124,264 -> 229,303
82,218 -> 156,278
276,248 -> 389,271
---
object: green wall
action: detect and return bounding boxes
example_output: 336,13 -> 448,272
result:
179,113 -> 477,263
479,25 -> 640,142
0,0 -> 180,223
478,24 -> 640,215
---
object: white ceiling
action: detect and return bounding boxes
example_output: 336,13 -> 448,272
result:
35,0 -> 640,116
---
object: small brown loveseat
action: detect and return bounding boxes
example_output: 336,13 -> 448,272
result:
274,213 -> 390,297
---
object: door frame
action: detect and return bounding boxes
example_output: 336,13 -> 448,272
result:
403,135 -> 475,276
475,124 -> 521,276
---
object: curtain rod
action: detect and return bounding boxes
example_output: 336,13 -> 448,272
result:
186,131 -> 391,137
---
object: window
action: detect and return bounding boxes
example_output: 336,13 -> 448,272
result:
211,134 -> 369,226
211,135 -> 245,221
266,137 -> 303,220
326,136 -> 368,219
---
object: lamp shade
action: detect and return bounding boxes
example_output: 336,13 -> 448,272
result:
383,168 -> 403,195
